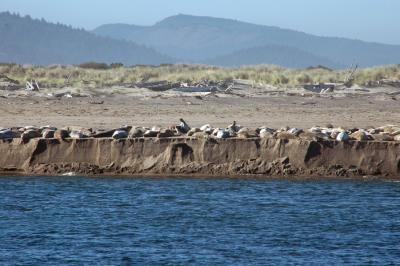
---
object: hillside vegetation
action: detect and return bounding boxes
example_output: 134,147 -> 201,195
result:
1,63 -> 399,88
2,12 -> 399,69
0,12 -> 172,65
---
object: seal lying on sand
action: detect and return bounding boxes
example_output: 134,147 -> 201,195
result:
288,128 -> 303,136
336,132 -> 349,141
228,121 -> 242,134
4,123 -> 400,143
112,130 -> 128,139
187,128 -> 201,136
129,127 -> 146,138
237,128 -> 258,138
157,129 -> 175,138
216,129 -> 230,139
144,127 -> 160,138
42,129 -> 55,139
54,129 -> 69,140
200,124 -> 212,132
259,129 -> 273,139
21,129 -> 41,143
350,130 -> 370,141
69,130 -> 88,139
0,128 -> 19,139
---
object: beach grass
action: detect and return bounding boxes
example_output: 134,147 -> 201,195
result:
1,63 -> 400,88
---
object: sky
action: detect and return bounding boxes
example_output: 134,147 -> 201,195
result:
1,0 -> 399,45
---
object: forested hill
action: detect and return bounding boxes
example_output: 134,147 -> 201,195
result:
3,12 -> 400,68
0,12 -> 173,65
94,14 -> 400,68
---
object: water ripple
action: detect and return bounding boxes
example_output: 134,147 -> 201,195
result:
0,176 -> 399,265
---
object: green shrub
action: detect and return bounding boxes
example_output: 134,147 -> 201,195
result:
77,62 -> 109,70
110,63 -> 124,68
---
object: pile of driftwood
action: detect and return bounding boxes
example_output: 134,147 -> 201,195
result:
26,80 -> 40,91
365,79 -> 400,88
131,79 -> 234,93
131,80 -> 181,91
303,83 -> 336,93
0,75 -> 43,92
0,75 -> 21,91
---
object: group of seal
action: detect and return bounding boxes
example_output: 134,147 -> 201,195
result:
1,121 -> 400,143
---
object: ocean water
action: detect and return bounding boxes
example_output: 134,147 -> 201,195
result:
0,177 -> 399,265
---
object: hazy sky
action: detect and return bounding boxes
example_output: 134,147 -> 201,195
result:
1,0 -> 399,44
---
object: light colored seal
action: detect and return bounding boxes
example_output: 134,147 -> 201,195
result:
336,132 -> 349,141
259,128 -> 274,138
288,128 -> 303,136
216,129 -> 230,139
54,129 -> 69,140
69,130 -> 88,139
129,127 -> 146,138
187,128 -> 201,136
372,133 -> 393,141
112,130 -> 128,139
350,131 -> 370,141
18,126 -> 39,133
309,127 -> 322,133
40,125 -> 57,131
42,129 -> 55,139
143,129 -> 159,138
200,124 -> 212,131
237,128 -> 257,138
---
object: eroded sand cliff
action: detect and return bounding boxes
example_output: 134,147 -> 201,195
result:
0,138 -> 399,178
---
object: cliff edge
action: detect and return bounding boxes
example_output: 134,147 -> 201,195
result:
0,138 -> 399,178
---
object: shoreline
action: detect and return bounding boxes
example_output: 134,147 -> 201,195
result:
0,172 -> 397,182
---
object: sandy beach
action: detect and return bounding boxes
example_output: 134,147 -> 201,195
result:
1,84 -> 399,130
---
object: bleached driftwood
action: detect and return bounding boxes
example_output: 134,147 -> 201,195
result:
26,80 -> 40,91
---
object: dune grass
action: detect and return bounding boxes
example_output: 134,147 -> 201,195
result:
1,63 -> 400,88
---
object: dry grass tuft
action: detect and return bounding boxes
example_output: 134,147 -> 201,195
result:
1,63 -> 399,88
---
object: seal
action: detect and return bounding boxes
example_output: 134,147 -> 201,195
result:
350,130 -> 370,141
143,129 -> 159,138
237,128 -> 257,138
54,129 -> 69,140
336,131 -> 349,141
129,127 -> 146,138
157,129 -> 175,138
21,129 -> 41,143
70,130 -> 88,139
259,128 -> 274,138
228,121 -> 242,133
0,128 -> 19,139
187,128 -> 201,136
42,129 -> 55,139
216,129 -> 230,139
200,124 -> 212,131
176,118 -> 190,134
112,130 -> 128,139
288,128 -> 303,136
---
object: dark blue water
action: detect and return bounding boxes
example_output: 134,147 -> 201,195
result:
0,177 -> 399,265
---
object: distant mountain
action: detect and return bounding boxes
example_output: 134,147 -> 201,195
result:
94,14 -> 400,68
0,12 -> 173,65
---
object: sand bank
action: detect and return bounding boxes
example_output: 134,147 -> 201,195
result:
0,138 -> 398,178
